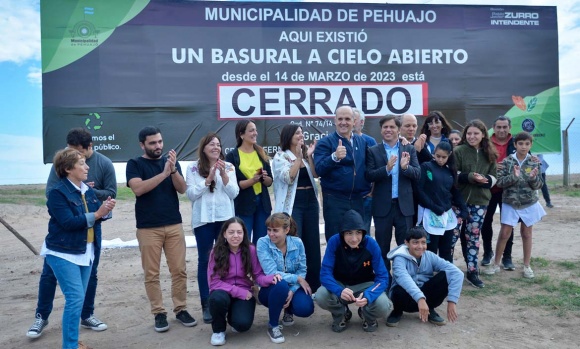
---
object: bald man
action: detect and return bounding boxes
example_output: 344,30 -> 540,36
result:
400,114 -> 432,163
314,105 -> 370,241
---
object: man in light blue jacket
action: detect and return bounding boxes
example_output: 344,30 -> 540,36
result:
386,226 -> 464,327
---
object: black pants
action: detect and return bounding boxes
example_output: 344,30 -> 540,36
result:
480,190 -> 513,258
292,188 -> 321,291
374,200 -> 412,270
540,173 -> 551,204
427,230 -> 454,263
322,192 -> 364,242
390,271 -> 449,315
209,290 -> 256,333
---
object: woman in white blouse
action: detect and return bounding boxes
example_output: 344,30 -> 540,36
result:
272,124 -> 321,291
186,132 -> 239,324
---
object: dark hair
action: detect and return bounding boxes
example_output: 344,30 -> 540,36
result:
279,124 -> 307,158
433,141 -> 458,184
449,129 -> 462,137
265,212 -> 298,237
210,217 -> 253,279
514,131 -> 533,143
420,111 -> 453,141
460,119 -> 497,163
138,126 -> 161,143
66,128 -> 92,150
405,226 -> 428,242
53,148 -> 84,178
234,120 -> 269,162
197,133 -> 224,193
493,115 -> 512,128
379,115 -> 401,128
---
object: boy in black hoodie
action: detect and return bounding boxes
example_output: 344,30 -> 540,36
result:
315,210 -> 392,333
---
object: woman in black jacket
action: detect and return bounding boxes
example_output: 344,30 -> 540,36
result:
225,120 -> 273,244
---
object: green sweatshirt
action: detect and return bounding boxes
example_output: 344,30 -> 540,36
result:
454,144 -> 497,206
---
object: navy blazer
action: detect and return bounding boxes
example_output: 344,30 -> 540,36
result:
46,178 -> 103,254
365,142 -> 420,217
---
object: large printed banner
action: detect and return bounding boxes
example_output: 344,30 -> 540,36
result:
41,0 -> 560,162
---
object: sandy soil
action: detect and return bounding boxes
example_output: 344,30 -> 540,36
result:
1,186 -> 579,349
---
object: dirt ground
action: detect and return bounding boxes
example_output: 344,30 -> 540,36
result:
1,185 -> 579,349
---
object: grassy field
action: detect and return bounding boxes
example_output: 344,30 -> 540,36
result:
465,258 -> 580,317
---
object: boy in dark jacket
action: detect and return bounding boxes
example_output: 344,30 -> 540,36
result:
315,210 -> 392,333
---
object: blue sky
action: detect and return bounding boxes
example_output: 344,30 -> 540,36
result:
1,0 -> 579,185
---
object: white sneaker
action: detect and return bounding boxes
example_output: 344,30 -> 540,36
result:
523,265 -> 535,279
482,264 -> 501,275
211,332 -> 226,346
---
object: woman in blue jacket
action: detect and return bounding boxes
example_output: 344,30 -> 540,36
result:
41,148 -> 115,349
257,213 -> 314,344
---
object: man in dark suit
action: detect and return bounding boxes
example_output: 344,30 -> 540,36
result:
365,115 -> 420,268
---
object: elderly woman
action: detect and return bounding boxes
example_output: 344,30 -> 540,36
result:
41,148 -> 115,349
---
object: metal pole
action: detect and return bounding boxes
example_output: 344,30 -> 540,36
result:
563,118 -> 575,187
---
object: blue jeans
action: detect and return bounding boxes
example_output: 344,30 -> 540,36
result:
194,221 -> 222,303
36,244 -> 101,320
46,255 -> 91,349
239,195 -> 270,245
292,188 -> 321,291
258,280 -> 314,328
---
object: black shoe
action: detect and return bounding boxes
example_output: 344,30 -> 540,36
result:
176,310 -> 197,327
386,312 -> 402,327
502,257 -> 515,271
202,300 -> 212,324
344,305 -> 352,322
26,314 -> 48,339
546,203 -> 554,208
154,313 -> 169,332
358,308 -> 378,332
466,271 -> 485,288
428,309 -> 446,326
481,251 -> 494,266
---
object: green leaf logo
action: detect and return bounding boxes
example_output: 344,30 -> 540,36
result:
527,97 -> 537,112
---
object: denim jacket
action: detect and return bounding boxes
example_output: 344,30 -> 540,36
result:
256,235 -> 307,293
46,178 -> 103,254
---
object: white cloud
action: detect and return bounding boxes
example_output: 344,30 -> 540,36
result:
27,66 -> 41,87
561,88 -> 580,96
0,0 -> 40,64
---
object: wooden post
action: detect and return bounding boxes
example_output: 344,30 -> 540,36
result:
0,216 -> 39,255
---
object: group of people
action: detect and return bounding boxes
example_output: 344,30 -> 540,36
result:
27,105 -> 550,348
